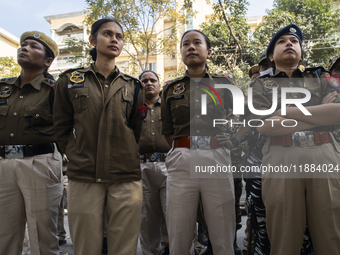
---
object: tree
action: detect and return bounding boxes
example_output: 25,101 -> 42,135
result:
0,57 -> 21,78
251,0 -> 340,67
66,0 -> 192,76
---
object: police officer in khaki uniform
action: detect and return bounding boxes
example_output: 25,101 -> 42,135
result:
161,30 -> 236,255
53,19 -> 144,255
251,24 -> 340,255
139,70 -> 171,255
0,31 -> 63,255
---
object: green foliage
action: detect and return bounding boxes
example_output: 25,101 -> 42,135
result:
251,0 -> 340,67
200,0 -> 251,81
0,57 -> 21,78
65,37 -> 93,67
79,0 -> 191,76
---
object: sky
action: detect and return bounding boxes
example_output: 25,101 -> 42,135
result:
0,0 -> 274,39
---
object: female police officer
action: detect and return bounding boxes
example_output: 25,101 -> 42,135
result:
161,30 -> 235,255
0,31 -> 62,255
53,18 -> 144,255
250,24 -> 340,255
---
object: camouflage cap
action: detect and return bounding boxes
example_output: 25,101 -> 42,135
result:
248,65 -> 259,78
20,31 -> 58,58
326,55 -> 340,71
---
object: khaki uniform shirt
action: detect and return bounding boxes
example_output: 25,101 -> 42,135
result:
53,64 -> 144,183
0,74 -> 56,145
139,97 -> 171,154
161,71 -> 233,139
250,67 -> 340,121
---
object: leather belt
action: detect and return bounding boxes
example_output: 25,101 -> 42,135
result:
0,143 -> 54,159
140,152 -> 167,163
174,136 -> 221,149
270,131 -> 330,147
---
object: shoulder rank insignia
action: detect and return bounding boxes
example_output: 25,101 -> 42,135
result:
173,82 -> 185,94
70,71 -> 85,84
264,80 -> 279,90
0,85 -> 13,98
326,76 -> 340,89
139,106 -> 148,120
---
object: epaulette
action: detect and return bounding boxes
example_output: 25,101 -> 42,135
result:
163,76 -> 185,87
42,78 -> 56,87
121,73 -> 139,82
304,66 -> 326,73
59,67 -> 85,78
211,73 -> 232,79
0,77 -> 16,84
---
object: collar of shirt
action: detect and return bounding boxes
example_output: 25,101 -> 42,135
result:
91,63 -> 119,80
273,67 -> 303,78
144,96 -> 161,107
15,73 -> 45,90
184,69 -> 214,81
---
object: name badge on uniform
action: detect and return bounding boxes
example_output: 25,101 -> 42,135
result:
68,83 -> 85,89
0,99 -> 8,105
0,85 -> 13,98
173,82 -> 185,94
70,71 -> 85,84
264,80 -> 279,90
170,94 -> 185,100
326,76 -> 340,89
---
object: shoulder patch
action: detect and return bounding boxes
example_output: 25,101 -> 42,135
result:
326,76 -> 340,89
121,73 -> 139,82
43,78 -> 55,87
304,66 -> 326,73
165,76 -> 185,86
0,77 -> 17,85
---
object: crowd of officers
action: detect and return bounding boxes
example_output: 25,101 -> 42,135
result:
0,18 -> 339,255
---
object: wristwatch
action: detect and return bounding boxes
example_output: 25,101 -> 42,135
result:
230,136 -> 240,146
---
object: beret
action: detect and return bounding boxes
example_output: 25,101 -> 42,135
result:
258,51 -> 267,65
248,65 -> 259,78
326,55 -> 340,71
266,24 -> 303,59
20,31 -> 58,58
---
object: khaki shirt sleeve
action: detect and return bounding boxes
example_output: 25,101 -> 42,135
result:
161,85 -> 174,136
53,74 -> 74,154
129,80 -> 144,144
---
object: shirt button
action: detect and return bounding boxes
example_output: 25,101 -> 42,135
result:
151,109 -> 154,112
151,120 -> 154,123
35,114 -> 40,117
19,95 -> 23,99
97,178 -> 102,182
196,99 -> 199,103
196,115 -> 200,118
289,82 -> 293,86
75,94 -> 78,98
105,85 -> 109,88
196,130 -> 200,134
10,133 -> 14,137
152,133 -> 155,135
13,112 -> 17,116
316,92 -> 320,96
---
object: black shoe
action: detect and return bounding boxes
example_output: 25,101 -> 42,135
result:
102,237 -> 108,255
162,246 -> 169,255
59,239 -> 67,246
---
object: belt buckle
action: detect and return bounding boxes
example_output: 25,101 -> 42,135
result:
291,131 -> 314,146
5,145 -> 25,159
191,136 -> 211,150
149,153 -> 160,162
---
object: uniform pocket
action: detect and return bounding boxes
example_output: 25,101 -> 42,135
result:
170,97 -> 189,124
69,87 -> 89,113
0,105 -> 9,130
24,105 -> 52,130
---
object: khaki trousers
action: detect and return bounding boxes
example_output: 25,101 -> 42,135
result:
262,142 -> 340,255
140,162 -> 168,255
68,180 -> 142,255
0,150 -> 63,255
166,147 -> 236,255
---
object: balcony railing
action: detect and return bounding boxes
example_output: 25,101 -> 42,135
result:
55,33 -> 84,44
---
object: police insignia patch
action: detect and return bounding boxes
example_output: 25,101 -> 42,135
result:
326,76 -> 340,89
173,82 -> 185,94
139,106 -> 148,120
0,85 -> 13,98
70,71 -> 85,84
264,80 -> 279,90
